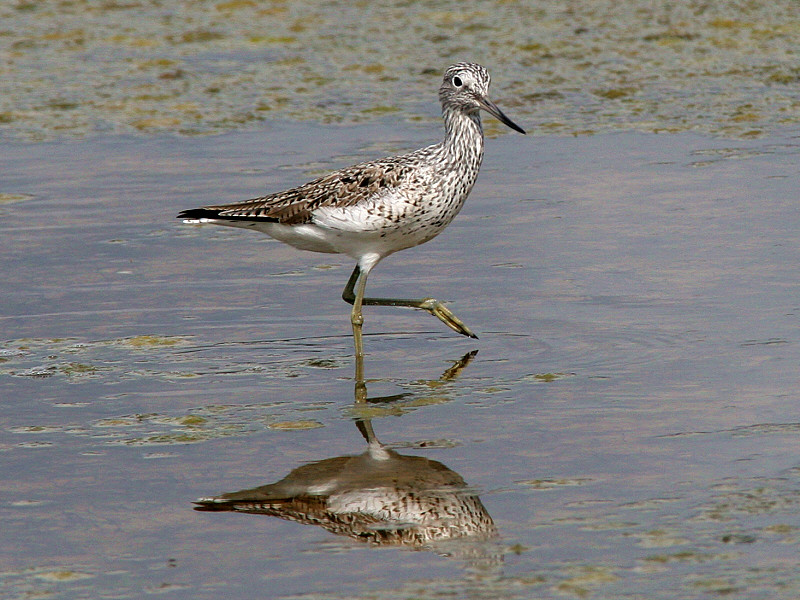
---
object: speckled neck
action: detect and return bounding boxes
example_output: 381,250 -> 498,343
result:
440,105 -> 485,169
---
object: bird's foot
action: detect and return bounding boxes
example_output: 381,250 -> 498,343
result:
418,298 -> 478,339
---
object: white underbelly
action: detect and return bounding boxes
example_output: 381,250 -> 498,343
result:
195,191 -> 463,260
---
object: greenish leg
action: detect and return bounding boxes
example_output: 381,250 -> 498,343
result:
348,265 -> 369,362
353,348 -> 366,404
342,265 -> 478,342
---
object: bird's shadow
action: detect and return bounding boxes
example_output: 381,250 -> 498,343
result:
194,349 -> 502,567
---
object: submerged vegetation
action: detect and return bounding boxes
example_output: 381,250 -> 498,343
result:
1,0 -> 799,140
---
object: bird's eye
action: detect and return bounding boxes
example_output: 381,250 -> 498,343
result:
452,76 -> 462,87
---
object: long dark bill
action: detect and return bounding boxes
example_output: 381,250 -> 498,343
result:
477,96 -> 526,134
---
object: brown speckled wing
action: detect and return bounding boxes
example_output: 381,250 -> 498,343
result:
184,160 -> 413,225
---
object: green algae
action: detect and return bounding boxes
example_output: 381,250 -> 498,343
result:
1,0 -> 799,140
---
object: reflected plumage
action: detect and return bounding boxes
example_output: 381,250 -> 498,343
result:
194,444 -> 496,546
195,351 -> 496,548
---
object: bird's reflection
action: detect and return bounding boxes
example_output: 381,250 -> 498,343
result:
195,350 -> 498,552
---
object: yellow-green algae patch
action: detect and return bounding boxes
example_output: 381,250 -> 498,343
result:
34,569 -> 94,582
0,192 -> 34,204
517,478 -> 594,490
120,335 -> 188,348
555,565 -> 619,597
1,1 -> 800,140
268,420 -> 324,431
522,372 -> 572,383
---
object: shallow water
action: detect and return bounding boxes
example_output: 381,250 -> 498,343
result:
2,122 -> 800,598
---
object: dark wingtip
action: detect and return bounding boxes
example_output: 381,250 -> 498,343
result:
177,208 -> 220,220
193,499 -> 229,512
177,208 -> 281,223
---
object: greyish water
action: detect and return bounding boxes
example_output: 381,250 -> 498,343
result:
2,2 -> 800,599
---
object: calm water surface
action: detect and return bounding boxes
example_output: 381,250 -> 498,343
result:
2,123 -> 800,599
